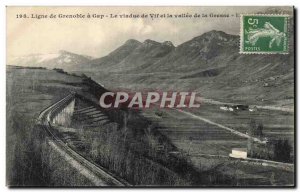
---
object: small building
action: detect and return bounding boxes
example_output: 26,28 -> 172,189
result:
232,104 -> 249,111
228,107 -> 234,111
249,105 -> 257,112
220,106 -> 229,111
229,148 -> 247,159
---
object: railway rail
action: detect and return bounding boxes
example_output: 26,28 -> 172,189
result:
37,92 -> 130,186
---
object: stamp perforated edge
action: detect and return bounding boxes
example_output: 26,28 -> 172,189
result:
239,14 -> 290,55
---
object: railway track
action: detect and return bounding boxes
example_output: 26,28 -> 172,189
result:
37,92 -> 130,187
175,108 -> 265,143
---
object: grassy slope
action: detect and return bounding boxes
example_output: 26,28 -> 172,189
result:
72,28 -> 294,108
7,65 -> 294,186
6,66 -> 93,186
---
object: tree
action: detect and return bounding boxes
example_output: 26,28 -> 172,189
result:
248,119 -> 256,136
257,122 -> 263,138
274,139 -> 292,162
247,120 -> 264,157
248,119 -> 264,138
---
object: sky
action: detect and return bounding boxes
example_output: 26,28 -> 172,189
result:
7,6 -> 292,59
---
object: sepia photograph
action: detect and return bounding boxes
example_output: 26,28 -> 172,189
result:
6,6 -> 295,187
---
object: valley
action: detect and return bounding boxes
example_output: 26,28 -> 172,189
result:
7,28 -> 295,186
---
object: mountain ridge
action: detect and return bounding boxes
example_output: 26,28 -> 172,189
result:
74,29 -> 293,106
8,29 -> 294,106
8,50 -> 93,70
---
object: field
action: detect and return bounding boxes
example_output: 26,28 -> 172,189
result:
189,104 -> 294,142
142,107 -> 247,156
75,70 -> 294,109
7,66 -> 224,186
140,104 -> 294,185
6,65 -> 295,186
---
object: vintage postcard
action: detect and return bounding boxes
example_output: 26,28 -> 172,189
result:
6,6 -> 295,187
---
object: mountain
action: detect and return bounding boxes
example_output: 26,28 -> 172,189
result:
79,30 -> 244,73
8,50 -> 92,70
83,39 -> 175,72
78,30 -> 293,77
8,29 -> 294,107
84,39 -> 142,71
74,30 -> 294,107
142,30 -> 239,73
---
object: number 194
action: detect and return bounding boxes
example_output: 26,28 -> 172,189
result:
16,14 -> 27,19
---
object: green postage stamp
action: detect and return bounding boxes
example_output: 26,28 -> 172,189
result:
240,14 -> 289,54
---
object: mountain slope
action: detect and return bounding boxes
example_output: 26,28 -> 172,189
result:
84,39 -> 175,72
8,50 -> 92,70
142,30 -> 239,73
74,30 -> 294,106
8,28 -> 294,106
85,39 -> 142,71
